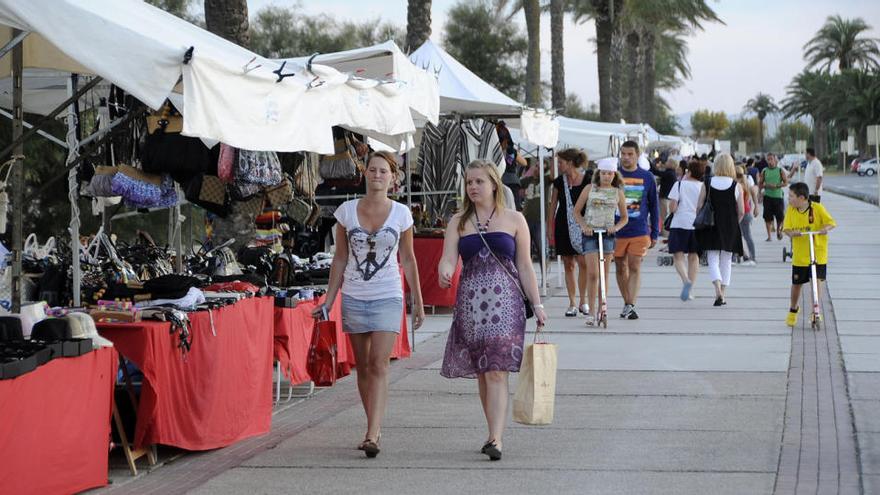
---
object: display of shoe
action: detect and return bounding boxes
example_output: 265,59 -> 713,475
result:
626,306 -> 639,320
619,304 -> 633,318
579,304 -> 590,315
680,282 -> 692,301
565,306 -> 578,317
786,307 -> 800,327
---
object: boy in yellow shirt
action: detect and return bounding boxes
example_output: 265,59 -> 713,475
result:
782,182 -> 836,327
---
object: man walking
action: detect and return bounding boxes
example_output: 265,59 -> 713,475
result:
804,148 -> 824,203
759,153 -> 787,241
614,141 -> 660,320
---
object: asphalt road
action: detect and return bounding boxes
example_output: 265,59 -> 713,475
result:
821,173 -> 879,204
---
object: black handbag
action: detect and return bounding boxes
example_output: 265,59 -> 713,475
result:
474,224 -> 534,319
664,181 -> 681,231
693,189 -> 715,230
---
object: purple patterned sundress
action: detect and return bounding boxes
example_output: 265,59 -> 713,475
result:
441,232 -> 526,378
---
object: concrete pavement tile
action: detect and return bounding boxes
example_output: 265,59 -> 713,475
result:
393,370 -> 787,398
240,426 -> 779,473
320,393 -> 784,433
190,468 -> 775,495
847,372 -> 880,400
859,433 -> 880,475
852,400 -> 880,433
841,336 -> 880,372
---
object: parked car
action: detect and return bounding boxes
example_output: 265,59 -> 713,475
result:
857,158 -> 879,176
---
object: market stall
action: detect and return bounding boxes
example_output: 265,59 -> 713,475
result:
0,346 -> 116,495
97,296 -> 274,450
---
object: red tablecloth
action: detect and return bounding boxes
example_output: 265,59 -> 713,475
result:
407,236 -> 461,307
0,347 -> 116,495
97,296 -> 274,450
274,294 -> 410,383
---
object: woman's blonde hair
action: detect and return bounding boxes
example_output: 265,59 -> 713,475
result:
458,159 -> 507,234
713,153 -> 736,179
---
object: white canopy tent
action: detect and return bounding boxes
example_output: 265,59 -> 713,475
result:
0,1 -> 432,154
0,0 -> 438,310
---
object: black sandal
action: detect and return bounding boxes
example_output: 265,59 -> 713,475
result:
363,439 -> 380,458
482,441 -> 502,461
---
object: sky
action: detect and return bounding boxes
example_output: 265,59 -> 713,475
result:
240,0 -> 880,118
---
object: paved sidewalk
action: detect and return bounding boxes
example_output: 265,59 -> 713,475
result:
95,192 -> 879,495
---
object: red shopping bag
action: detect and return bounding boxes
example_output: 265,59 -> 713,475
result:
306,312 -> 338,387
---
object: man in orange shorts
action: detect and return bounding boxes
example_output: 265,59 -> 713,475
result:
614,141 -> 659,319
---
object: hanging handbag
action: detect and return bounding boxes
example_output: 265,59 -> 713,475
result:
307,306 -> 338,387
664,181 -> 681,231
217,143 -> 237,184
693,184 -> 715,230
265,177 -> 294,207
319,127 -> 363,180
562,174 -> 587,255
474,224 -> 534,319
185,174 -> 231,217
288,197 -> 313,225
236,149 -> 283,187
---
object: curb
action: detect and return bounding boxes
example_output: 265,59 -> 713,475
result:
824,185 -> 878,205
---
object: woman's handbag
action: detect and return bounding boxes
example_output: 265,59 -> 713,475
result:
693,186 -> 715,230
562,174 -> 587,254
265,177 -> 294,207
664,181 -> 681,231
307,306 -> 338,387
474,225 -> 534,319
513,332 -> 558,425
319,127 -> 363,180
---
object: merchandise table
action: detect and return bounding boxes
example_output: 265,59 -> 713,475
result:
97,296 -> 274,450
274,294 -> 410,383
407,236 -> 461,307
0,347 -> 117,495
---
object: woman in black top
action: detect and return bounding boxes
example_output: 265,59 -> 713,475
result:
695,153 -> 744,306
547,148 -> 589,317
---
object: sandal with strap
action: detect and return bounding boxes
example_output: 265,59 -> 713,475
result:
482,441 -> 502,461
357,432 -> 380,451
363,438 -> 380,458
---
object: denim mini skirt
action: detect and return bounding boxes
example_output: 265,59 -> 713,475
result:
340,293 -> 403,334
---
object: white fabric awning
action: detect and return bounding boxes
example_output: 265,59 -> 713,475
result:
408,40 -> 559,148
0,0 -> 434,154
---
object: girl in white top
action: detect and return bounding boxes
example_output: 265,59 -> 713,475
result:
315,151 -> 425,458
667,159 -> 706,301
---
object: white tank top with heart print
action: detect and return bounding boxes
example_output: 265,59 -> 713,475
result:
334,199 -> 413,300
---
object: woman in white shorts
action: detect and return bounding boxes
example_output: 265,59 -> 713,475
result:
315,151 -> 425,458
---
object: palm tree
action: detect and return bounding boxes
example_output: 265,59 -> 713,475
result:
570,0 -> 624,122
743,93 -> 778,151
405,0 -> 432,53
550,0 -> 566,111
782,70 -> 834,158
205,0 -> 250,47
522,0 -> 543,106
804,15 -> 880,72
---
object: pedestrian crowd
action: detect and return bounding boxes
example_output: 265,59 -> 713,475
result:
314,143 -> 832,463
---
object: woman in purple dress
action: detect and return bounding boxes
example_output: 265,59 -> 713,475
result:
438,159 -> 547,461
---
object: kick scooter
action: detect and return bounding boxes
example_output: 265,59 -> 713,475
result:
802,231 -> 824,331
594,229 -> 608,328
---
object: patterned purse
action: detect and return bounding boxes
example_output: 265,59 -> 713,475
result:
265,177 -> 294,207
562,174 -> 586,255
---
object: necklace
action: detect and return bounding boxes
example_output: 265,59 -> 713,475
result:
474,207 -> 496,233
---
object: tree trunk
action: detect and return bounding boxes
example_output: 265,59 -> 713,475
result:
550,0 -> 565,112
204,0 -> 250,47
405,0 -> 432,54
624,30 -> 640,123
523,0 -> 542,107
204,0 -> 254,251
758,118 -> 764,150
814,119 -> 827,158
595,15 -> 613,121
609,27 -> 625,122
641,30 -> 656,126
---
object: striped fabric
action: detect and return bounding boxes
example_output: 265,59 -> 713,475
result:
418,118 -> 503,222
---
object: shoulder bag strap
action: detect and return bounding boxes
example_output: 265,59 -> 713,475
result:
472,221 -> 527,301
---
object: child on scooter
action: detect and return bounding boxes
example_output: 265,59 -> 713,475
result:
573,158 -> 629,326
782,182 -> 836,327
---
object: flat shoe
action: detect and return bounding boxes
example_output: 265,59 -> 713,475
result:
363,440 -> 380,458
565,306 -> 577,317
483,441 -> 502,461
713,297 -> 724,307
579,304 -> 590,315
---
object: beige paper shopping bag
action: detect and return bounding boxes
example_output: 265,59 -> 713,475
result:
513,339 -> 558,425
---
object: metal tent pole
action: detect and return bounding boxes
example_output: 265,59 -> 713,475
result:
538,146 -> 547,295
553,151 -> 562,288
10,30 -> 24,313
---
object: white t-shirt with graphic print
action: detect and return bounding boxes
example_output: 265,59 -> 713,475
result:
334,199 -> 413,300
